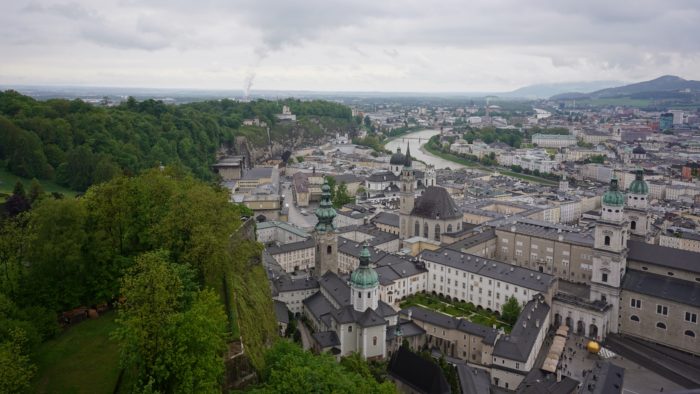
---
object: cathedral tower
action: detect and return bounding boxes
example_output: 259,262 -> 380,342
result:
626,169 -> 650,239
591,176 -> 628,336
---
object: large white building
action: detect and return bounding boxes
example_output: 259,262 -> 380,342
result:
532,133 -> 577,148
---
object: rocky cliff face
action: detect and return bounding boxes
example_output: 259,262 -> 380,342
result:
232,121 -> 350,164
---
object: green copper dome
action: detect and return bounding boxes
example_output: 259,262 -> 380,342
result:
628,169 -> 649,195
314,177 -> 336,232
350,243 -> 379,289
602,176 -> 625,207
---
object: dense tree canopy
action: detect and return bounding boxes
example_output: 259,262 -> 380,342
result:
0,168 -> 278,392
249,341 -> 396,394
0,91 -> 354,191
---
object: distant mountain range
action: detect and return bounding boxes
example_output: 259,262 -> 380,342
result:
550,75 -> 700,100
499,80 -> 623,99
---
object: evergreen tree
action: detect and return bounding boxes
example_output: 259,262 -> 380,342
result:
501,296 -> 522,326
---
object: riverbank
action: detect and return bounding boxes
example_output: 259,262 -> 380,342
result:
422,140 -> 558,186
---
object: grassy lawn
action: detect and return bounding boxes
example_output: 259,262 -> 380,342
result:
0,168 -> 77,201
399,293 -> 512,332
34,312 -> 122,394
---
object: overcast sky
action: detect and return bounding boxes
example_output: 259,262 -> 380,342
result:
2,0 -> 700,92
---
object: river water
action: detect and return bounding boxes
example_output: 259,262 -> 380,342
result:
384,129 -> 468,170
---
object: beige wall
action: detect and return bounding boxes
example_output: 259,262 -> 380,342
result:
408,318 -> 490,365
495,228 -> 594,284
619,290 -> 699,355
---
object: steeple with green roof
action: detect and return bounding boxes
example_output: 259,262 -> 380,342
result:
628,169 -> 649,196
351,243 -> 379,289
602,176 -> 625,207
314,177 -> 336,233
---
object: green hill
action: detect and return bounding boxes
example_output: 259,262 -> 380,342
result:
0,91 -> 356,192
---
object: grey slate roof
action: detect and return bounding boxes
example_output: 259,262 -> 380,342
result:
493,295 -> 550,363
458,364 -> 492,394
266,238 -> 316,255
445,228 -> 497,251
373,211 -> 400,228
357,308 -> 388,327
273,300 -> 289,325
312,331 -> 340,348
622,269 -> 700,308
412,186 -> 461,220
367,171 -> 400,182
319,271 -> 352,306
376,254 -> 427,285
303,291 -> 335,324
243,166 -> 273,180
421,248 -> 556,293
517,369 -> 580,394
338,238 -> 388,263
272,275 -> 319,294
386,320 -> 426,340
401,306 -> 498,340
627,240 -> 700,274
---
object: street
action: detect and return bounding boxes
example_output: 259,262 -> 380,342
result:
281,181 -> 317,230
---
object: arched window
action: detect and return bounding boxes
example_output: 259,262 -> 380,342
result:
327,245 -> 332,255
435,224 -> 441,241
630,221 -> 636,230
415,221 -> 420,236
423,222 -> 429,238
604,236 -> 610,246
447,224 -> 453,233
656,322 -> 666,330
630,315 -> 640,322
685,330 -> 695,338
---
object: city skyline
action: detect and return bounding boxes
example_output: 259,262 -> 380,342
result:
2,0 -> 700,92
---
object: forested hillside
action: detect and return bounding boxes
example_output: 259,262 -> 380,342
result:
0,91 -> 355,192
0,169 -> 277,393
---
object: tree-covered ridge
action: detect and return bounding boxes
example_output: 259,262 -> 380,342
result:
0,91 -> 354,191
0,169 -> 278,392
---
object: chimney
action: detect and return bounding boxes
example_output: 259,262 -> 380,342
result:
408,310 -> 413,321
523,321 -> 527,328
536,319 -> 540,328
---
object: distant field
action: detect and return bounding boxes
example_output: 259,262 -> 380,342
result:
33,312 -> 123,394
0,168 -> 76,200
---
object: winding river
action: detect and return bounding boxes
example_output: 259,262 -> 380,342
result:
384,129 -> 468,170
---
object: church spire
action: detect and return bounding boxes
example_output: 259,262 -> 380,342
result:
403,143 -> 412,168
314,177 -> 336,233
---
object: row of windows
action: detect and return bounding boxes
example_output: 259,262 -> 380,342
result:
629,316 -> 696,337
630,299 -> 698,322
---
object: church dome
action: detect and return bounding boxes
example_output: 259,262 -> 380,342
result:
632,144 -> 646,155
411,186 -> 460,220
390,148 -> 406,165
628,169 -> 649,195
350,244 -> 379,289
602,177 -> 625,207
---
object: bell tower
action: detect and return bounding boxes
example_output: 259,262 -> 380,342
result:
314,177 -> 338,277
591,176 -> 628,336
350,243 -> 379,312
626,169 -> 650,239
399,143 -> 415,240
